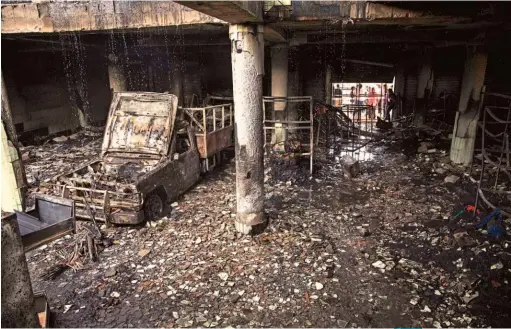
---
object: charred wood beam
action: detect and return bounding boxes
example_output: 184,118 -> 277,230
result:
1,70 -> 18,146
2,36 -> 103,48
176,1 -> 263,23
300,31 -> 484,45
344,59 -> 393,68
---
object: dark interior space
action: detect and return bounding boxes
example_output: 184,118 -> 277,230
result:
1,1 -> 511,328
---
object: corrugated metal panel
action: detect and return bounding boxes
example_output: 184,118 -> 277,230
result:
433,75 -> 460,98
404,75 -> 417,112
303,72 -> 325,100
484,51 -> 511,93
303,61 -> 326,100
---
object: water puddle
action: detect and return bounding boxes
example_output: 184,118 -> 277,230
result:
337,145 -> 375,162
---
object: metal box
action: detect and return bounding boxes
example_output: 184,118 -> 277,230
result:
15,194 -> 75,252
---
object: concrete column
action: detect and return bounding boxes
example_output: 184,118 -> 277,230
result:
271,44 -> 289,147
1,212 -> 39,328
325,65 -> 332,104
108,54 -> 126,93
1,71 -> 18,146
287,50 -> 301,137
229,24 -> 265,234
394,66 -> 405,98
1,70 -> 26,212
414,55 -> 434,125
148,64 -> 154,91
394,65 -> 405,118
450,49 -> 487,165
1,123 -> 25,212
170,60 -> 184,106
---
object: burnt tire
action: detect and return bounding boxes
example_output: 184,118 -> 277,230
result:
144,193 -> 163,221
215,151 -> 223,166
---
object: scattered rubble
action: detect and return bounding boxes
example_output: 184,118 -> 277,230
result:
20,131 -> 102,206
22,133 -> 511,328
342,155 -> 360,178
372,260 -> 386,269
444,175 -> 460,184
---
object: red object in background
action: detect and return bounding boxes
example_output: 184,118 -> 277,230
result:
315,105 -> 327,116
465,204 -> 480,215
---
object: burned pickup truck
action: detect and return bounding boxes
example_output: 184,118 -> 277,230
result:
47,92 -> 201,225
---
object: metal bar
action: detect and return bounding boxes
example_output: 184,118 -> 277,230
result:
326,111 -> 331,150
481,187 -> 511,195
208,96 -> 233,101
184,110 -> 205,132
103,191 -> 111,227
483,92 -> 511,100
57,185 -> 135,195
264,120 -> 312,124
507,130 -> 510,171
344,58 -> 394,68
482,149 -> 511,173
263,127 -> 312,130
316,117 -> 321,146
486,107 -> 511,124
203,108 -> 208,172
477,188 -> 511,217
263,98 -> 267,154
213,106 -> 217,131
222,105 -> 225,128
474,91 -> 487,213
310,97 -> 314,174
494,108 -> 510,188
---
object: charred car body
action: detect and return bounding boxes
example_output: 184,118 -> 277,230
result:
48,92 -> 202,225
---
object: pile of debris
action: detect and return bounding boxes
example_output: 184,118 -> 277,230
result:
22,139 -> 510,328
21,131 -> 102,204
264,156 -> 311,185
39,221 -> 111,281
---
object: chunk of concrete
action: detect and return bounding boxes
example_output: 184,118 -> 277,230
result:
444,175 -> 460,184
417,141 -> 434,153
342,155 -> 360,178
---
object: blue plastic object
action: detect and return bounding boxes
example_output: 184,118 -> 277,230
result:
476,208 -> 506,239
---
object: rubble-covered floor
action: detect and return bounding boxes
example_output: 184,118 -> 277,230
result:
25,137 -> 511,328
21,132 -> 102,192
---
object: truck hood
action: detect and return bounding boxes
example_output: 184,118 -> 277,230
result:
101,92 -> 178,158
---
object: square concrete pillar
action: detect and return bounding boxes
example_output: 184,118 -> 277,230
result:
271,44 -> 289,147
414,54 -> 434,126
450,49 -> 487,165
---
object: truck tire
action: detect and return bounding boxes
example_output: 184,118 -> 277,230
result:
144,193 -> 163,221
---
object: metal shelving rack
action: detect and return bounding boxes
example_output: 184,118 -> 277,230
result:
474,91 -> 511,217
262,96 -> 314,174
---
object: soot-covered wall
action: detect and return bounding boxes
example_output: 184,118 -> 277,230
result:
2,40 -> 111,140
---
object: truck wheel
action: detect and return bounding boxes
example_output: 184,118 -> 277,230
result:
215,151 -> 223,166
144,193 -> 163,221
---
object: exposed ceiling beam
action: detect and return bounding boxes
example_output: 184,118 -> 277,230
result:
2,36 -> 102,49
291,31 -> 484,46
175,1 -> 263,24
344,59 -> 393,68
263,26 -> 287,43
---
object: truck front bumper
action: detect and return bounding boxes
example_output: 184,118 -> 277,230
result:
75,208 -> 145,225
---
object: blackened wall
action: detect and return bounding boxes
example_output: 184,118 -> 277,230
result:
2,40 -> 111,138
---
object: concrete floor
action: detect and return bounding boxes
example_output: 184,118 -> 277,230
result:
23,138 -> 511,328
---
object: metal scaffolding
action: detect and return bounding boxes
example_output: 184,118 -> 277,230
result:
313,101 -> 377,158
181,103 -> 234,172
473,91 -> 511,217
263,96 -> 313,174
